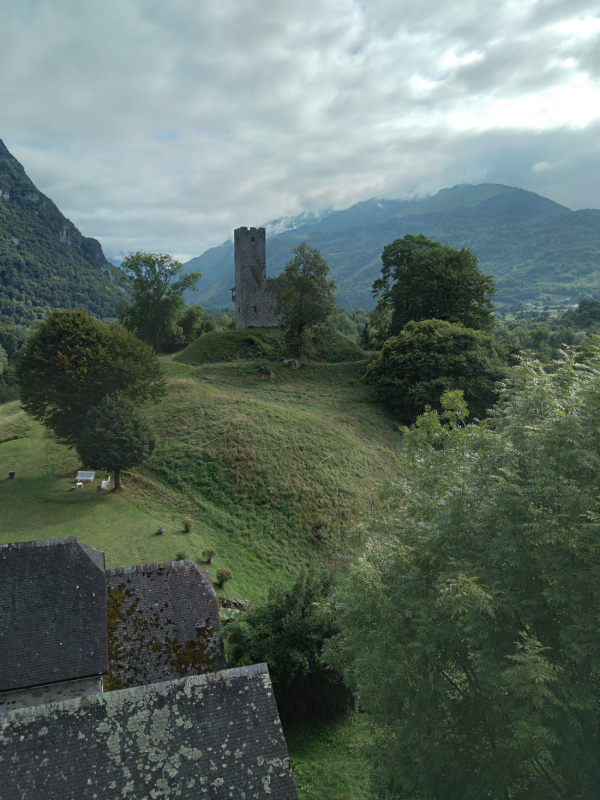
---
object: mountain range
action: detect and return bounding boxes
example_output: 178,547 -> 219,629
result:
0,139 -> 127,325
183,183 -> 600,309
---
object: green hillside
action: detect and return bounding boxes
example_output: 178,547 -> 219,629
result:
174,326 -> 367,365
0,139 -> 128,324
1,354 -> 390,797
184,184 -> 600,309
0,356 -> 400,602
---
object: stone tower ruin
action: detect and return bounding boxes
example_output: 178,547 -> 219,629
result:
232,226 -> 279,330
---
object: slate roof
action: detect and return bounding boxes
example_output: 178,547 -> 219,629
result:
0,537 -> 108,693
0,663 -> 299,800
105,559 -> 227,689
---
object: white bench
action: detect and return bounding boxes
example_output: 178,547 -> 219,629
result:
100,476 -> 111,490
76,471 -> 95,482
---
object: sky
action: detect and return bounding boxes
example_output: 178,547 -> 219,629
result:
1,0 -> 600,263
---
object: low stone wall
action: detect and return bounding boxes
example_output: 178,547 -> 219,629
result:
105,559 -> 226,690
0,664 -> 298,799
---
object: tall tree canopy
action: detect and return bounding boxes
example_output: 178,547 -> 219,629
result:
273,243 -> 336,358
118,252 -> 200,353
16,311 -> 165,445
336,357 -> 600,799
77,394 -> 156,489
373,234 -> 495,335
364,318 -> 507,423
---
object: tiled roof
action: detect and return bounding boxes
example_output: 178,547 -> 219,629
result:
0,537 -> 108,692
0,664 -> 299,799
105,559 -> 226,689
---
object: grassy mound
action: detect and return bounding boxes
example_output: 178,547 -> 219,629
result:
0,359 -> 400,604
173,326 -> 367,366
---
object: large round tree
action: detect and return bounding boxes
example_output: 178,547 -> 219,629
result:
16,311 -> 165,446
76,394 -> 156,489
364,318 -> 508,423
373,234 -> 496,336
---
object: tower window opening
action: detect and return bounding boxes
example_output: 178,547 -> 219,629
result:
251,236 -> 255,242
254,306 -> 258,313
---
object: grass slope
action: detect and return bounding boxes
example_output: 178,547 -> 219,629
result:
173,326 -> 367,366
1,359 -> 394,799
0,357 -> 400,603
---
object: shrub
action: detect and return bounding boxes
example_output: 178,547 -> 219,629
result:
202,548 -> 217,565
216,568 -> 232,588
182,518 -> 193,532
364,318 -> 508,423
225,569 -> 352,724
175,551 -> 188,561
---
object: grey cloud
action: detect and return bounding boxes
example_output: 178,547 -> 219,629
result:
0,0 -> 598,263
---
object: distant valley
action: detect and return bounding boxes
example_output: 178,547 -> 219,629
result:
183,183 -> 600,309
2,136 -> 599,322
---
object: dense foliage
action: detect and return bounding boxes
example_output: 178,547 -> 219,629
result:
274,243 -> 337,358
77,394 -> 156,489
373,234 -> 495,334
16,311 -> 165,445
337,361 -> 600,799
364,318 -> 508,423
226,570 -> 351,724
118,252 -> 201,352
0,139 -> 128,325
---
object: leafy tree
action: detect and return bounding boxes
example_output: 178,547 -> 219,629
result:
177,304 -> 206,344
364,318 -> 508,423
16,311 -> 165,446
76,394 -> 156,489
226,570 -> 351,724
0,343 -> 7,375
336,360 -> 600,800
118,252 -> 201,353
274,243 -> 337,358
373,234 -> 495,335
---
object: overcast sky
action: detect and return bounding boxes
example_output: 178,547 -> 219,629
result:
2,0 -> 599,263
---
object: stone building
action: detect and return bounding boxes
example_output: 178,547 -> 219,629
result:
0,537 -> 298,799
232,227 -> 279,330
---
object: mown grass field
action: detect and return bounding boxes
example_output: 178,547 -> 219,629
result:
0,339 -> 397,799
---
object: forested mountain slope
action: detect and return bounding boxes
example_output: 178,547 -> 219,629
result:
0,139 -> 127,324
184,184 -> 600,308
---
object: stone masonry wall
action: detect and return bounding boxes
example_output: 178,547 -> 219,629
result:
105,560 -> 226,691
0,664 -> 299,799
234,227 -> 279,330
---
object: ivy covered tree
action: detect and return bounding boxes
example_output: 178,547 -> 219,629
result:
373,234 -> 495,336
364,318 -> 508,423
16,311 -> 165,445
118,252 -> 200,353
274,243 -> 337,359
76,394 -> 156,489
335,358 -> 600,799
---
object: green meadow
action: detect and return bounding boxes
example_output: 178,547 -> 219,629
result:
0,337 -> 401,799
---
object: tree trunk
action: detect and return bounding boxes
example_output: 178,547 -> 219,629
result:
114,468 -> 122,490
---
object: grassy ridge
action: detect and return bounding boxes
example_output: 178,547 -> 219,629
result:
0,357 -> 401,604
174,326 -> 367,366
